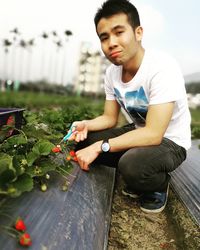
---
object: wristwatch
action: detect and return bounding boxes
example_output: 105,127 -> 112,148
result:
101,139 -> 110,153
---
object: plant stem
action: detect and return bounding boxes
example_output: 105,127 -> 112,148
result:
14,127 -> 28,141
0,191 -> 8,195
56,166 -> 76,178
0,227 -> 17,238
55,170 -> 70,181
0,212 -> 13,220
1,225 -> 20,235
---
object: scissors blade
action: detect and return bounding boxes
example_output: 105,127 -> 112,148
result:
59,124 -> 76,144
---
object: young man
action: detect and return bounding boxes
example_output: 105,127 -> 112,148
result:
71,0 -> 191,213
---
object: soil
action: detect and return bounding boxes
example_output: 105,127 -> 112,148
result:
107,174 -> 200,250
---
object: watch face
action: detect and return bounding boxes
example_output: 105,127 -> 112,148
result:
102,142 -> 110,152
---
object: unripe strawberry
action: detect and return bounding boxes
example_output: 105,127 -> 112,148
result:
66,156 -> 71,161
40,183 -> 47,192
45,174 -> 50,179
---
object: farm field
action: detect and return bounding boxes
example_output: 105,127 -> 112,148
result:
0,91 -> 200,249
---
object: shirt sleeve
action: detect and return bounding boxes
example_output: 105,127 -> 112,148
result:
104,66 -> 116,100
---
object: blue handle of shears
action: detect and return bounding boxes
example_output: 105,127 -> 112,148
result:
63,125 -> 76,142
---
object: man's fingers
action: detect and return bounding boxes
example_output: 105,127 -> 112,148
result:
77,159 -> 89,171
68,131 -> 78,141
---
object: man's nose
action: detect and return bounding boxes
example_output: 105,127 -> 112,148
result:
108,35 -> 118,49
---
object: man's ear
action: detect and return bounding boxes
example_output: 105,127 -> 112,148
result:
135,26 -> 143,42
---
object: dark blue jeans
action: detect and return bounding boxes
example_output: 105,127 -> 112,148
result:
76,124 -> 187,192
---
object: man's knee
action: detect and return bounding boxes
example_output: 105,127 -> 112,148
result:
118,149 -> 143,180
118,148 -> 157,187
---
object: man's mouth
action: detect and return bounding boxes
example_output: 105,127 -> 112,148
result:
110,51 -> 121,58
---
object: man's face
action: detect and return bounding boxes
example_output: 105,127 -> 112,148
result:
97,13 -> 143,66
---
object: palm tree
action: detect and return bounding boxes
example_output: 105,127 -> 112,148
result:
61,30 -> 73,85
10,27 -> 20,41
26,38 -> 35,82
53,39 -> 63,84
40,32 -> 49,81
10,27 -> 21,82
2,39 -> 12,77
17,39 -> 27,82
1,39 -> 12,91
48,30 -> 59,84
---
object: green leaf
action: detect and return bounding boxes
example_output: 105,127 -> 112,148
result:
12,174 -> 34,193
27,150 -> 39,166
38,158 -> 57,173
23,125 -> 51,140
26,158 -> 57,177
6,134 -> 27,145
0,169 -> 16,189
6,174 -> 34,197
0,153 -> 15,174
32,139 -> 54,156
0,134 -> 27,152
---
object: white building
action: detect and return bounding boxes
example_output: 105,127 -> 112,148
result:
187,93 -> 200,109
75,42 -> 110,95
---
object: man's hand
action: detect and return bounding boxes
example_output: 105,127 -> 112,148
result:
75,142 -> 101,171
69,121 -> 88,142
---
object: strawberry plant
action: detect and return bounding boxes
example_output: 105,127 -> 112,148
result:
0,112 -> 77,198
0,103 -> 101,198
0,94 -> 104,247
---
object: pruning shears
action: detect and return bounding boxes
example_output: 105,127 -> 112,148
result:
60,124 -> 76,144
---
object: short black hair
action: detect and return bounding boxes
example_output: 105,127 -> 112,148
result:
94,0 -> 140,30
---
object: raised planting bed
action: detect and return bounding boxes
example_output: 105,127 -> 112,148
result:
170,139 -> 200,226
0,163 -> 116,249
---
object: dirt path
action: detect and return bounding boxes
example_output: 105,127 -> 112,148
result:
107,175 -> 199,250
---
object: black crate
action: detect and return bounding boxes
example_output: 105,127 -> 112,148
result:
0,108 -> 25,140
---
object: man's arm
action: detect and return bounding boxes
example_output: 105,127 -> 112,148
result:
75,102 -> 175,170
72,100 -> 120,142
103,102 -> 175,151
84,99 -> 120,131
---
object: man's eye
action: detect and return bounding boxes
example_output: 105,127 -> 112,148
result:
101,37 -> 108,42
117,31 -> 123,35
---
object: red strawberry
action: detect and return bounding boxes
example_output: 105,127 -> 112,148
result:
6,115 -> 15,125
52,146 -> 61,153
73,156 -> 78,162
6,115 -> 15,136
19,233 -> 32,246
15,218 -> 26,231
69,150 -> 76,157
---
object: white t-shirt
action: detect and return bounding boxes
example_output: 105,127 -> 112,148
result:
104,49 -> 191,150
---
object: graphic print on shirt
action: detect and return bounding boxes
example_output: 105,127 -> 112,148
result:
114,87 -> 148,126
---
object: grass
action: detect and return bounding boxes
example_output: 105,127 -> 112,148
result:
0,91 -> 104,110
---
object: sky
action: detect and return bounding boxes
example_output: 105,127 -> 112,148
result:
0,0 -> 200,84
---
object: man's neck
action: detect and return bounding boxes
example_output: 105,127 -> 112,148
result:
122,47 -> 145,83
